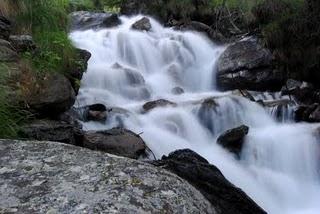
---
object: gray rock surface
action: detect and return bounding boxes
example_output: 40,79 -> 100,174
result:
0,140 -> 216,214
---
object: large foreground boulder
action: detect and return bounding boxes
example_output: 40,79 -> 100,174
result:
82,128 -> 147,159
153,149 -> 266,214
69,11 -> 121,31
0,140 -> 215,213
217,39 -> 284,91
26,73 -> 76,116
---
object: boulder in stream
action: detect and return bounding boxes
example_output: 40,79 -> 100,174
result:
217,125 -> 249,155
82,128 -> 147,159
132,17 -> 152,31
216,39 -> 284,91
143,99 -> 177,112
0,140 -> 215,213
153,149 -> 266,214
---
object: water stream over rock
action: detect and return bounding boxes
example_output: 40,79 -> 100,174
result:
70,15 -> 320,214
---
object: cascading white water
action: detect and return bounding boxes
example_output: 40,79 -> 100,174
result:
70,15 -> 320,214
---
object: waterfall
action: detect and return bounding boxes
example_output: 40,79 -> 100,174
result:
70,15 -> 320,214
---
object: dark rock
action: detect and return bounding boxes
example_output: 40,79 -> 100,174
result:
0,42 -> 18,62
174,21 -> 226,43
27,73 -> 76,116
309,106 -> 320,122
281,79 -> 316,105
85,103 -> 108,122
82,128 -> 147,159
19,120 -> 80,145
153,149 -> 266,214
9,35 -> 36,53
295,103 -> 320,123
217,125 -> 249,155
68,48 -> 91,94
0,39 -> 13,49
171,87 -> 184,95
0,16 -> 11,40
69,11 -> 121,31
143,99 -> 176,112
132,17 -> 152,31
0,140 -> 215,213
217,39 -> 284,91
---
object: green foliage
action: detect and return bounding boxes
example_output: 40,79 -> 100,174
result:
68,0 -> 96,11
252,0 -> 320,83
14,0 -> 78,74
0,64 -> 28,138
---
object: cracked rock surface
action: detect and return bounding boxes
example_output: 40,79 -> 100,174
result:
0,140 -> 215,214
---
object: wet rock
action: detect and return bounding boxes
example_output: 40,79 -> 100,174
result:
0,16 -> 11,40
143,99 -> 176,112
173,21 -> 226,43
82,128 -> 147,159
217,125 -> 249,155
171,87 -> 184,95
124,68 -> 145,86
69,11 -> 121,31
19,120 -> 81,145
132,17 -> 152,31
26,73 -> 75,116
217,39 -> 284,91
0,140 -> 216,214
69,48 -> 91,94
197,98 -> 220,134
9,35 -> 36,53
153,149 -> 266,214
84,103 -> 108,122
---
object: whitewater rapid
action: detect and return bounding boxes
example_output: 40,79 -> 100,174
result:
70,15 -> 320,214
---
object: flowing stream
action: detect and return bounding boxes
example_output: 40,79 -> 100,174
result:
70,15 -> 320,214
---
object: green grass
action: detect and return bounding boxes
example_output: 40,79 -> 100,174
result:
0,63 -> 29,138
